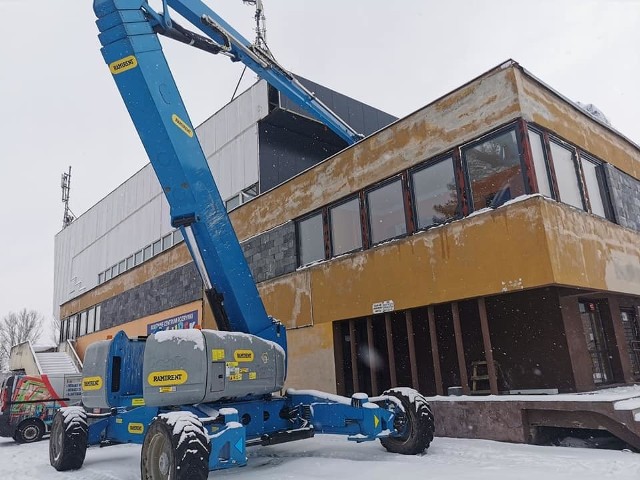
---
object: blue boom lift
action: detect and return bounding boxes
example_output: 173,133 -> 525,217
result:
49,1 -> 435,478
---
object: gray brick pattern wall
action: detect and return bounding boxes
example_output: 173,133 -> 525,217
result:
241,221 -> 297,283
604,164 -> 640,232
99,223 -> 297,330
100,262 -> 202,330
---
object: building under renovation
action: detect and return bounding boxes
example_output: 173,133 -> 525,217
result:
54,61 -> 640,442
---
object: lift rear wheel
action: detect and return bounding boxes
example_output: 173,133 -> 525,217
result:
380,388 -> 434,455
141,413 -> 210,480
14,418 -> 45,443
49,407 -> 88,471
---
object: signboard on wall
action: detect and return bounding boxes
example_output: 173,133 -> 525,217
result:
147,310 -> 199,335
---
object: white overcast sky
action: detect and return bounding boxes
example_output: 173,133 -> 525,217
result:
0,0 -> 638,326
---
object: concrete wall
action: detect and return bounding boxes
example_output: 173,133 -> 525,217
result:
8,343 -> 38,375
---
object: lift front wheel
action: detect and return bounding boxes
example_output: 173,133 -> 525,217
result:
380,388 -> 435,455
49,407 -> 88,471
141,413 -> 210,480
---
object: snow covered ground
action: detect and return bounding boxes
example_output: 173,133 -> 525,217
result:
1,434 -> 640,480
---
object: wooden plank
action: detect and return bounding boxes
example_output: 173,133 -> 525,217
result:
427,305 -> 443,395
367,317 -> 378,395
451,302 -> 470,395
478,297 -> 499,394
385,313 -> 397,387
405,310 -> 420,390
349,319 -> 360,392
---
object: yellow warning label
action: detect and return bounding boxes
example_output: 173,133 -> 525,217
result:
212,349 -> 225,361
159,386 -> 176,393
172,114 -> 194,137
115,418 -> 123,424
128,423 -> 145,434
374,415 -> 380,428
82,376 -> 103,391
132,398 -> 145,406
234,349 -> 254,362
148,369 -> 188,387
109,55 -> 138,75
229,373 -> 243,382
226,361 -> 238,367
249,372 -> 257,380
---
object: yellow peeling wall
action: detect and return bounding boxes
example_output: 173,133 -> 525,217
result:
516,69 -> 640,179
230,66 -> 523,241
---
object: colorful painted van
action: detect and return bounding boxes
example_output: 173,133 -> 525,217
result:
0,373 -> 82,443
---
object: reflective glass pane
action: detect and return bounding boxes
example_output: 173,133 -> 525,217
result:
412,158 -> 457,229
126,256 -> 134,269
298,213 -> 325,266
79,311 -> 87,336
173,230 -> 184,244
135,250 -> 143,265
153,240 -> 162,255
118,260 -> 126,274
226,195 -> 240,212
111,265 -> 118,278
95,305 -> 101,332
550,142 -> 583,209
367,179 -> 406,244
581,158 -> 606,217
330,198 -> 362,256
98,272 -> 104,284
87,308 -> 95,334
528,130 -> 552,197
464,130 -> 525,210
162,234 -> 172,250
144,245 -> 152,260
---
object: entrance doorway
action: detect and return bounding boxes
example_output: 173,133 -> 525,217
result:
578,301 -> 614,385
621,308 -> 640,377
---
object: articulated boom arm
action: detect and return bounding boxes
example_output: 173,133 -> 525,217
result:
94,0 -> 326,348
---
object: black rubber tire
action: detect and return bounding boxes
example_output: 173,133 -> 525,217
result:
14,418 -> 45,443
141,413 -> 210,480
379,388 -> 435,455
49,407 -> 88,471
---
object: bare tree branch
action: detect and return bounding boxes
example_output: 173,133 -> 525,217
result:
0,309 -> 44,371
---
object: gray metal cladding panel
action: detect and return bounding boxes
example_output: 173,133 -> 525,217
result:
604,164 -> 640,232
100,262 -> 202,331
278,75 -> 397,137
81,340 -> 111,409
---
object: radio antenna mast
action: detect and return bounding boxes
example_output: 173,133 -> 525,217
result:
61,166 -> 75,228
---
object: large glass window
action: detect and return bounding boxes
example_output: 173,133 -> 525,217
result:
298,213 -> 325,266
580,156 -> 607,218
367,179 -> 406,244
330,198 -> 362,256
528,129 -> 552,197
87,308 -> 95,334
411,157 -> 458,229
144,245 -> 153,260
79,311 -> 87,336
464,129 -> 525,210
173,229 -> 184,244
550,142 -> 583,209
162,234 -> 173,251
134,250 -> 143,265
95,305 -> 101,332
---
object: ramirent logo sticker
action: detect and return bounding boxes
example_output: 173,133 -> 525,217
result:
234,350 -> 254,362
109,55 -> 138,75
128,423 -> 145,434
172,114 -> 194,137
82,376 -> 103,391
147,369 -> 188,387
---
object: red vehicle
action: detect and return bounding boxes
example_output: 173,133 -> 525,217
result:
0,373 -> 82,443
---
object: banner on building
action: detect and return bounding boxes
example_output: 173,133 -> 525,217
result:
147,310 -> 199,335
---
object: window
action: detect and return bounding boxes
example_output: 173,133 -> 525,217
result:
528,129 -> 552,197
411,157 -> 458,229
330,197 -> 362,256
118,260 -> 126,274
87,308 -> 95,334
98,272 -> 104,284
152,240 -> 162,256
162,234 -> 173,251
95,305 -> 101,332
367,178 -> 406,244
104,268 -> 112,281
134,250 -> 143,265
126,255 -> 134,270
226,195 -> 240,212
297,212 -> 325,266
173,229 -> 184,244
242,183 -> 258,202
580,155 -> 607,218
69,315 -> 77,340
111,265 -> 118,278
464,129 -> 525,210
549,141 -> 584,209
79,311 -> 87,336
60,318 -> 68,343
144,245 -> 152,260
